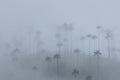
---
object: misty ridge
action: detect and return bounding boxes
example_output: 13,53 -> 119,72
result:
0,23 -> 120,80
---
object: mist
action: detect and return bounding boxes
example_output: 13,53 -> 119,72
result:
0,0 -> 120,80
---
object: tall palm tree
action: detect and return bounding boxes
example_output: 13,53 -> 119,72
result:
35,30 -> 43,53
94,50 -> 102,80
45,56 -> 52,62
11,48 -> 20,61
53,54 -> 61,77
45,56 -> 52,72
55,33 -> 63,55
96,26 -> 102,51
80,36 -> 85,52
61,23 -> 69,54
86,34 -> 92,55
62,23 -> 74,54
74,49 -> 81,66
56,42 -> 63,54
72,69 -> 80,80
105,35 -> 111,57
105,30 -> 113,58
68,23 -> 74,54
92,35 -> 97,53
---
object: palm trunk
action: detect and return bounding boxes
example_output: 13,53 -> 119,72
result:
107,38 -> 111,58
70,30 -> 73,54
98,34 -> 100,51
56,58 -> 59,80
96,55 -> 100,80
64,30 -> 69,55
88,39 -> 91,55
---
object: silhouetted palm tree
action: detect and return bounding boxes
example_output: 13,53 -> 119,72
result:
94,50 -> 102,80
74,49 -> 81,54
92,35 -> 97,52
11,48 -> 20,61
85,75 -> 92,80
62,23 -> 74,54
32,66 -> 38,71
45,56 -> 52,72
86,34 -> 92,55
35,30 -> 43,52
53,54 -> 61,76
105,30 -> 113,58
72,69 -> 80,80
56,42 -> 63,54
80,36 -> 85,51
45,56 -> 52,62
96,26 -> 102,51
55,32 -> 63,54
55,33 -> 61,39
74,49 -> 81,66
68,24 -> 74,54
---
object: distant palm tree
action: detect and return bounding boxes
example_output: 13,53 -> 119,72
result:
96,26 -> 102,51
55,33 -> 63,54
62,23 -> 74,54
74,49 -> 81,54
11,48 -> 20,61
92,35 -> 97,53
35,30 -> 43,52
32,66 -> 38,71
53,54 -> 61,76
85,75 -> 92,80
45,56 -> 52,62
74,49 -> 81,66
86,34 -> 92,55
105,30 -> 112,58
45,56 -> 52,72
80,36 -> 85,51
72,69 -> 80,80
94,50 -> 102,80
68,24 -> 74,54
55,33 -> 61,39
56,42 -> 63,54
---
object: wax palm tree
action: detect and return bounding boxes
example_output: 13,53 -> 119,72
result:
105,30 -> 112,58
80,36 -> 85,51
68,23 -> 74,54
105,34 -> 111,57
92,35 -> 97,53
96,26 -> 102,51
45,56 -> 52,62
55,33 -> 61,39
56,42 -> 63,54
45,56 -> 52,72
62,23 -> 74,54
72,69 -> 80,80
94,50 -> 102,80
32,66 -> 38,71
53,54 -> 61,76
74,49 -> 81,66
86,34 -> 92,55
85,75 -> 92,80
74,49 -> 81,54
55,33 -> 63,55
35,30 -> 44,53
11,48 -> 20,61
62,23 -> 69,54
